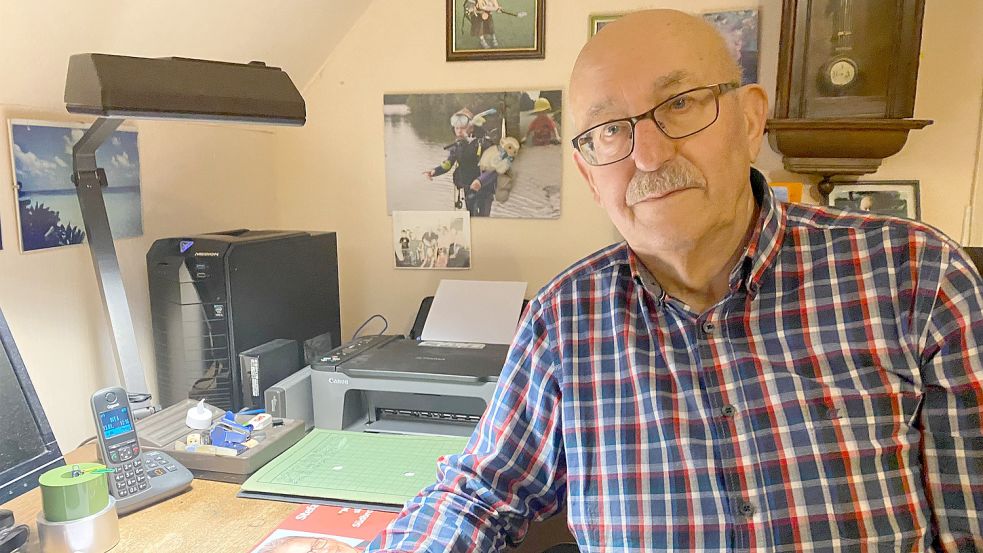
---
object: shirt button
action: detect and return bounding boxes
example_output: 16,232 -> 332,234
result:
701,321 -> 715,335
721,404 -> 737,417
739,501 -> 755,517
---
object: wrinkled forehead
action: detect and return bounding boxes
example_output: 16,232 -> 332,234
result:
572,66 -> 706,128
570,12 -> 737,131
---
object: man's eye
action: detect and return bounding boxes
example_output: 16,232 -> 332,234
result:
601,123 -> 625,137
669,95 -> 693,111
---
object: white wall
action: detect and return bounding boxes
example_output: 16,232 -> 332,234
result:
0,108 -> 280,450
0,1 -> 371,109
273,0 -> 983,342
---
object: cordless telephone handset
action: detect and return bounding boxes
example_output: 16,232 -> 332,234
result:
91,387 -> 193,515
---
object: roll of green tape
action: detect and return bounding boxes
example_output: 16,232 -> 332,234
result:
38,463 -> 110,523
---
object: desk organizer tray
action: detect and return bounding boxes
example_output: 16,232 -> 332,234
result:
136,399 -> 305,484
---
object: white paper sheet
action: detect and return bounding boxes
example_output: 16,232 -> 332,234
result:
421,280 -> 527,345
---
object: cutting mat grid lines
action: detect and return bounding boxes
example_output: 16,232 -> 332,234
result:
241,429 -> 470,505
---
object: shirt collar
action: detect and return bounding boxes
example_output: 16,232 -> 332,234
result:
629,251 -> 665,301
625,167 -> 786,300
740,168 -> 786,296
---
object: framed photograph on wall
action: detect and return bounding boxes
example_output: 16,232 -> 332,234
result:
447,0 -> 545,61
8,119 -> 143,252
827,181 -> 920,220
589,13 -> 626,36
393,210 -> 472,269
703,9 -> 760,85
384,90 -> 562,219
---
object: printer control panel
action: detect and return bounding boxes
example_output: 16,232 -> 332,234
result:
312,334 -> 401,371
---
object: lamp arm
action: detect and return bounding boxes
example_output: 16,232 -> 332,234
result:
72,117 -> 154,414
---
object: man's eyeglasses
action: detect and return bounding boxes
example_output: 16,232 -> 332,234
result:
571,82 -> 741,166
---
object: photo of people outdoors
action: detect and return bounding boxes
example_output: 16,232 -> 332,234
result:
393,211 -> 472,270
384,90 -> 562,219
447,0 -> 544,60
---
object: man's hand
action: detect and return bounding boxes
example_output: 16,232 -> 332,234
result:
470,179 -> 482,192
423,170 -> 434,181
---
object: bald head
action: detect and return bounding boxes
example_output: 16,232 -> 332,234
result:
571,10 -> 741,131
567,9 -> 770,265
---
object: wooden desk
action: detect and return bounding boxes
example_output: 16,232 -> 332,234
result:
2,445 -> 573,552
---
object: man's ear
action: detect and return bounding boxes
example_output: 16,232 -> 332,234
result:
738,84 -> 768,161
573,150 -> 601,204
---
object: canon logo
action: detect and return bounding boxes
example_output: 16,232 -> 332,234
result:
328,377 -> 349,385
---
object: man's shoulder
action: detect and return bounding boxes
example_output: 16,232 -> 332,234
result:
531,242 -> 629,305
778,201 -> 973,284
783,201 -> 957,251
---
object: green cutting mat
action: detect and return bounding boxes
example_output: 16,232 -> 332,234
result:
240,429 -> 469,505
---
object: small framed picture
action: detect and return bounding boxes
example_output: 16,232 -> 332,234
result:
702,9 -> 760,85
827,181 -> 920,220
447,0 -> 546,62
589,13 -> 625,37
393,211 -> 472,269
9,119 -> 144,252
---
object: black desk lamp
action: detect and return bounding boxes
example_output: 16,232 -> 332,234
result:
64,54 -> 306,414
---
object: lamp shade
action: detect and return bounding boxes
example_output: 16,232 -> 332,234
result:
65,53 -> 305,125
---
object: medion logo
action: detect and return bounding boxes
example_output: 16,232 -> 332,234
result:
328,377 -> 349,385
194,252 -> 221,257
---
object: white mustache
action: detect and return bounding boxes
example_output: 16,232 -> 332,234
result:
625,159 -> 706,206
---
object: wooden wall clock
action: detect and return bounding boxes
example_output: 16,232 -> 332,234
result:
766,0 -> 932,197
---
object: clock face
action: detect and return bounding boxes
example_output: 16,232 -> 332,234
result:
817,56 -> 860,96
829,59 -> 858,87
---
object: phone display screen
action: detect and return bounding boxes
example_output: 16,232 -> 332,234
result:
99,406 -> 133,439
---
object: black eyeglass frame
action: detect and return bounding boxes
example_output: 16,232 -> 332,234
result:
571,82 -> 742,166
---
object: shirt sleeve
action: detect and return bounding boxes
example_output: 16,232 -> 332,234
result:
916,244 -> 983,551
477,170 -> 498,188
432,146 -> 458,177
364,299 -> 567,552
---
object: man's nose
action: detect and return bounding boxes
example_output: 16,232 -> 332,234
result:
630,118 -> 675,172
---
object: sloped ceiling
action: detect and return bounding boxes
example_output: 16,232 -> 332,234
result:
0,0 -> 372,109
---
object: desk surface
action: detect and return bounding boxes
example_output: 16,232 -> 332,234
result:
2,444 -> 572,552
2,444 -> 297,552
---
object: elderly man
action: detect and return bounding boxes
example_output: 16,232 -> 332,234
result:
368,9 -> 983,552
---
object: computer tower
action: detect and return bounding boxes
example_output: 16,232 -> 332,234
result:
147,229 -> 340,411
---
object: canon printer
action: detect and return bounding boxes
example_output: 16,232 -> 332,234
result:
310,335 -> 506,437
265,281 -> 527,438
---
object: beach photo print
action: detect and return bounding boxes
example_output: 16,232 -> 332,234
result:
8,120 -> 143,252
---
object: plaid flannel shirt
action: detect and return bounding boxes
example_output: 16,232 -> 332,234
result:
367,170 -> 983,552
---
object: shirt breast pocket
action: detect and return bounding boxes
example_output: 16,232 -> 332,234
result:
772,359 -> 923,450
769,385 -> 927,545
796,387 -> 922,443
